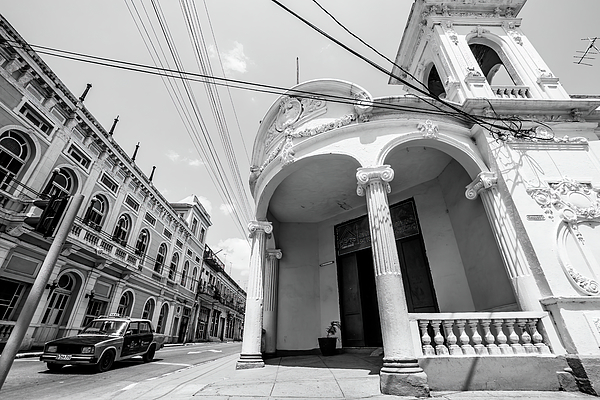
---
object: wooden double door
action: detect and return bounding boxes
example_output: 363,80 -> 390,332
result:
336,198 -> 438,348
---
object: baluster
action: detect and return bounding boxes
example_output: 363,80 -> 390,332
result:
517,319 -> 535,354
431,319 -> 448,355
527,319 -> 551,354
504,319 -> 524,354
480,319 -> 499,355
443,320 -> 460,355
456,319 -> 475,355
493,319 -> 511,354
468,319 -> 485,355
419,320 -> 435,356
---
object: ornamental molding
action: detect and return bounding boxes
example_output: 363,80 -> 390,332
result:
248,220 -> 273,238
356,166 -> 394,197
528,178 -> 600,296
418,120 -> 439,139
266,249 -> 283,260
250,113 -> 357,189
265,96 -> 327,148
465,171 -> 497,200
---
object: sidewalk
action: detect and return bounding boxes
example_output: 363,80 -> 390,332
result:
107,351 -> 596,400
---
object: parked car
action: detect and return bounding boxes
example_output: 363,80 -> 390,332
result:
40,315 -> 166,372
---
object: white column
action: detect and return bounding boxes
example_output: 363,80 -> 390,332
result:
465,171 -> 544,311
236,220 -> 272,370
263,249 -> 282,355
68,270 -> 102,332
356,166 -> 429,397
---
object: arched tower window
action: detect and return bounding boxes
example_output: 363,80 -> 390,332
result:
0,130 -> 29,190
426,64 -> 446,99
155,243 -> 167,273
469,43 -> 515,85
169,253 -> 179,281
84,195 -> 107,230
113,214 -> 131,246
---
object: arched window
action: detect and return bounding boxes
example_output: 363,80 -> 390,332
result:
112,214 -> 131,246
154,243 -> 167,273
0,130 -> 29,190
169,253 -> 179,281
117,291 -> 133,317
180,261 -> 189,287
469,42 -> 516,86
191,267 -> 198,291
157,303 -> 169,334
135,229 -> 150,257
142,298 -> 155,320
43,167 -> 76,197
41,273 -> 74,325
426,64 -> 446,99
83,195 -> 107,230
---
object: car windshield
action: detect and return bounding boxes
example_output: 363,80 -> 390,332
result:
81,320 -> 128,336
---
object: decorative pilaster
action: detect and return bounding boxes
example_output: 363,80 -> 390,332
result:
465,172 -> 544,312
236,220 -> 272,370
356,166 -> 429,397
263,249 -> 282,355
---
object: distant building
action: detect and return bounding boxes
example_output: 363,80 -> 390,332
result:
0,16 -> 245,350
239,0 -> 600,396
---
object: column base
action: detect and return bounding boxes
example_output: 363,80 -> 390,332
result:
380,370 -> 429,397
236,353 -> 265,370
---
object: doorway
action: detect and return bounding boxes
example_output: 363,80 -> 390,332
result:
335,198 -> 438,347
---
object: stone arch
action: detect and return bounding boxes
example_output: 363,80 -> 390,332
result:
466,34 -> 522,86
118,289 -> 135,317
0,125 -> 40,187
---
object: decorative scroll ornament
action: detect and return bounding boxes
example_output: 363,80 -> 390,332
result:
265,96 -> 327,147
465,171 -> 497,200
248,220 -> 273,239
267,249 -> 283,260
418,120 -> 439,139
356,166 -> 394,197
353,91 -> 373,122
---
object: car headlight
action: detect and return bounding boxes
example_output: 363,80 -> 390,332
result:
81,346 -> 94,354
46,345 -> 57,353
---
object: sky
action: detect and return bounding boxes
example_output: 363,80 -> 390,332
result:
1,0 -> 599,289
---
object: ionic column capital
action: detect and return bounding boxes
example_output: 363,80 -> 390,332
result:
247,220 -> 273,238
465,171 -> 497,200
356,165 -> 394,196
266,249 -> 282,260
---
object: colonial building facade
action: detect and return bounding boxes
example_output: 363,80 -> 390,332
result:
239,0 -> 600,397
0,17 -> 245,350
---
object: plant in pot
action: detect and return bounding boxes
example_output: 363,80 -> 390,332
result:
318,321 -> 341,356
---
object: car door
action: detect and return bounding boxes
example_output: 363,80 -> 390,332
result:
138,322 -> 153,353
122,322 -> 139,357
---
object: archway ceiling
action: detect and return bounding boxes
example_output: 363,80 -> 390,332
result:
268,147 -> 453,223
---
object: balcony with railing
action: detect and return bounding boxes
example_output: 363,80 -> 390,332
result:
69,219 -> 140,270
203,245 -> 225,271
491,85 -> 531,99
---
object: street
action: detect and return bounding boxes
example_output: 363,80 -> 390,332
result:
1,341 -> 241,400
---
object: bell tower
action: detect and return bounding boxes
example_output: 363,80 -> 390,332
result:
390,0 -> 570,103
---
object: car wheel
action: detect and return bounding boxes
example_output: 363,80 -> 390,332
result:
47,362 -> 63,372
96,350 -> 115,373
143,345 -> 155,363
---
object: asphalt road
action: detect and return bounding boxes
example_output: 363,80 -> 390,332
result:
1,341 -> 241,400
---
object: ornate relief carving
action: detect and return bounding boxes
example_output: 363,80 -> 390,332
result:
528,178 -> 600,295
418,120 -> 439,139
265,96 -> 328,147
507,29 -> 523,46
471,26 -> 490,38
465,171 -> 497,200
353,91 -> 373,122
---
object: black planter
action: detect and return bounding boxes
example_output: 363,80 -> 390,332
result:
318,337 -> 337,356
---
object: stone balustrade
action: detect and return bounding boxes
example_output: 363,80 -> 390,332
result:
491,85 -> 531,99
409,312 -> 553,357
69,221 -> 140,270
0,322 -> 15,342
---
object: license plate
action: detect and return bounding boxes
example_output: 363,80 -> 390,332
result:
56,354 -> 72,361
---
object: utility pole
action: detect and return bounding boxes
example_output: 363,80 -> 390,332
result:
0,194 -> 84,389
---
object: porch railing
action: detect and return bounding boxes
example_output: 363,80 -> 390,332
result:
0,321 -> 15,342
409,312 -> 553,357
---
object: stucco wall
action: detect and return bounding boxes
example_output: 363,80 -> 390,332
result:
276,222 -> 321,350
438,160 -> 516,311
